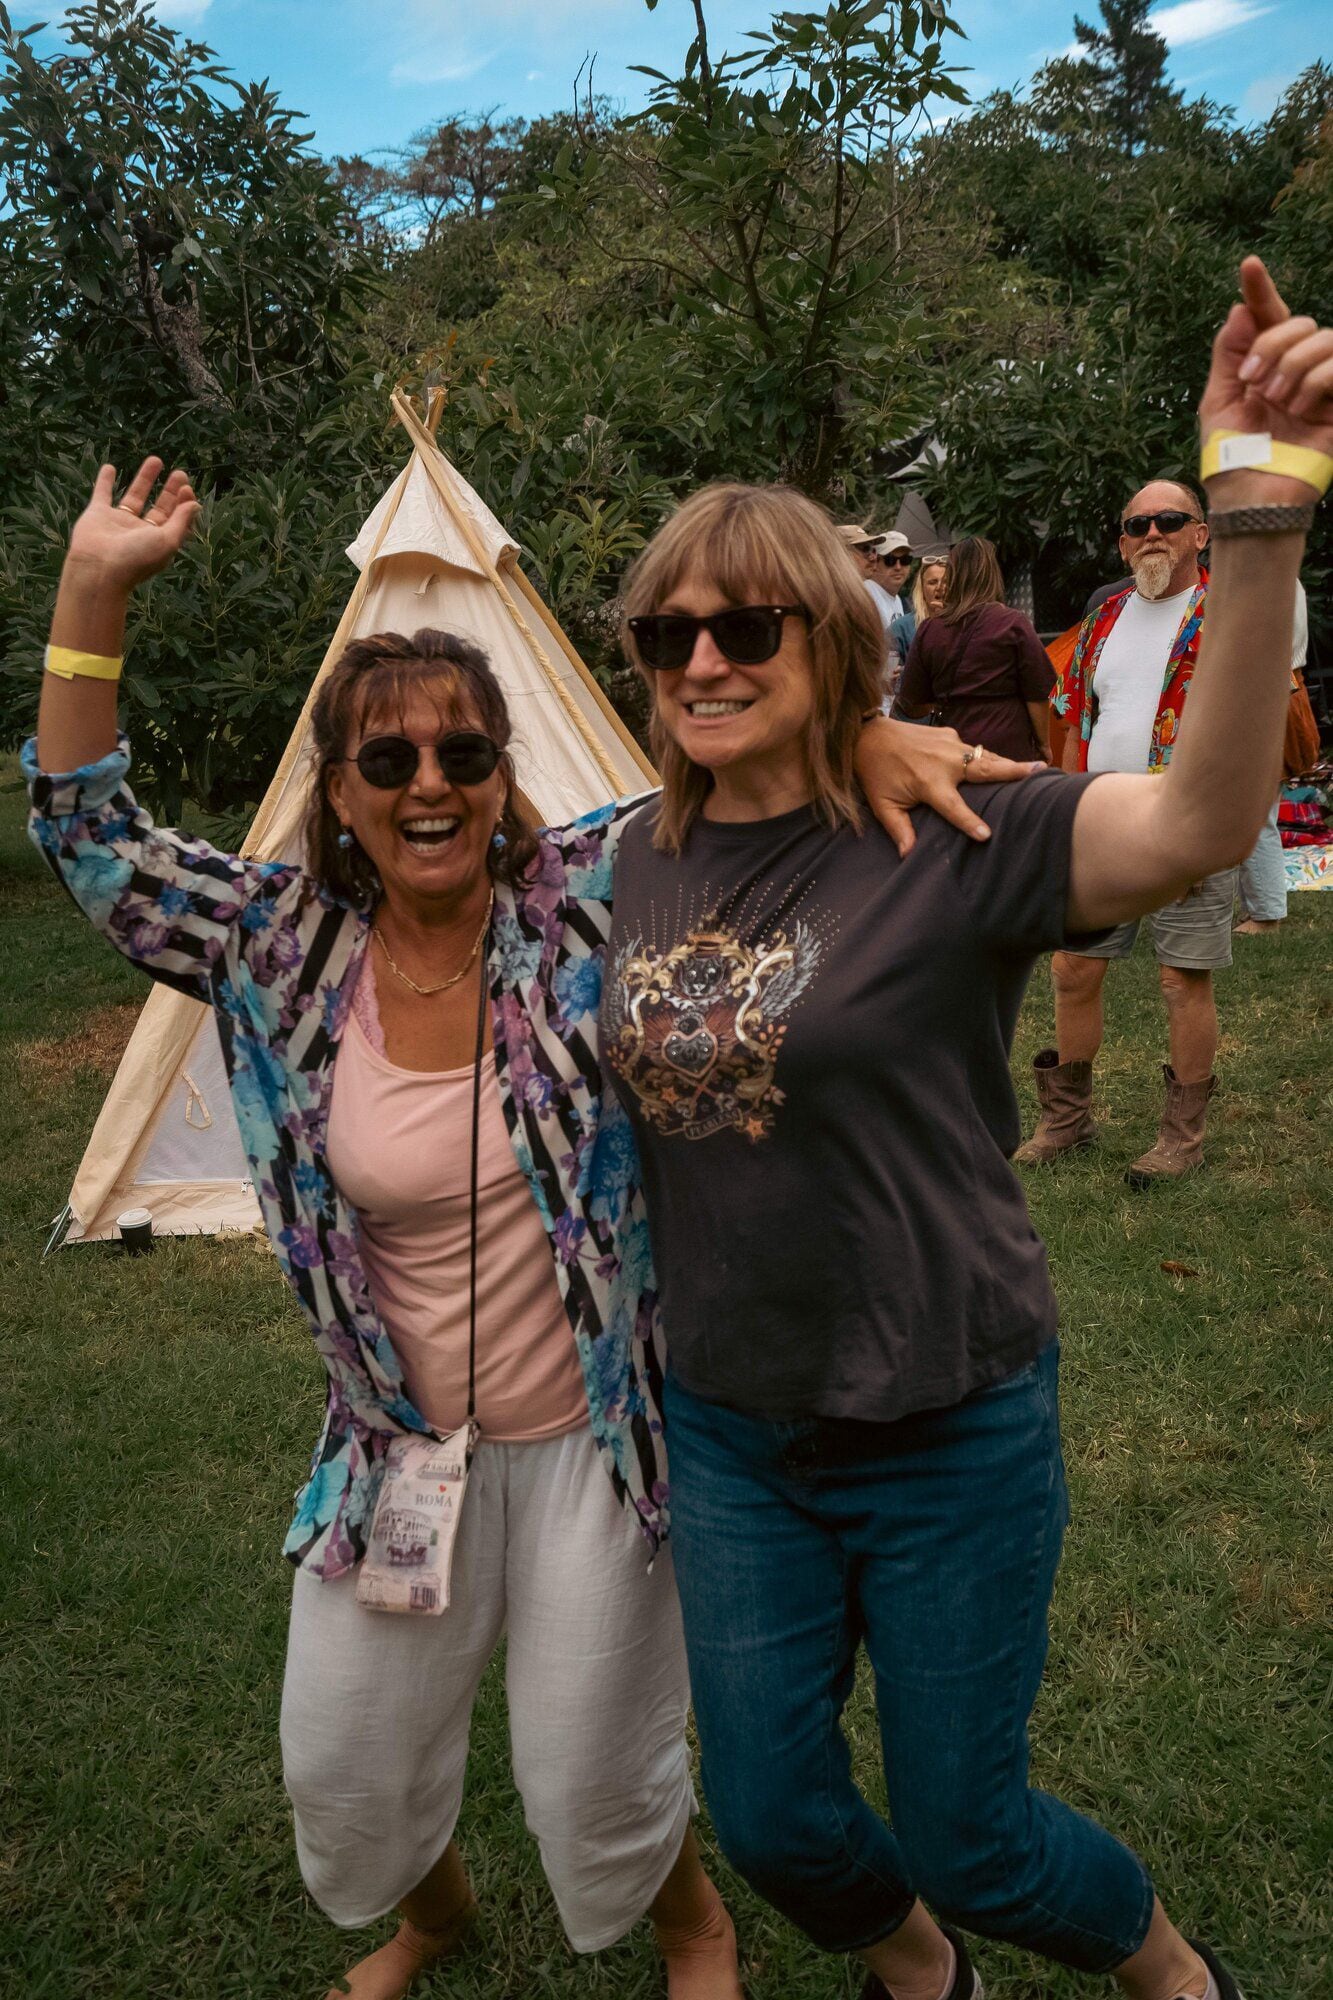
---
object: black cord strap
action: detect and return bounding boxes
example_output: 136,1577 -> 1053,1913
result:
466,926 -> 490,1429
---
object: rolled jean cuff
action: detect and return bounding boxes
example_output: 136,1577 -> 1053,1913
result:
1089,1862 -> 1157,1974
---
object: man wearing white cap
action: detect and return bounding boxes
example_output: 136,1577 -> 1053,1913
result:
872,530 -> 915,618
838,525 -> 912,643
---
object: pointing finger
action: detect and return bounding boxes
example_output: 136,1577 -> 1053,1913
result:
1239,255 -> 1288,333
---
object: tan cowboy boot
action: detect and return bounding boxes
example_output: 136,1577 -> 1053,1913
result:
1012,1048 -> 1097,1165
327,1897 -> 478,2000
1125,1066 -> 1217,1187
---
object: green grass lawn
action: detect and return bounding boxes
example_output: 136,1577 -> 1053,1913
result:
2,752 -> 1330,1999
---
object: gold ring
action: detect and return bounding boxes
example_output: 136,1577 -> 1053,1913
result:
961,744 -> 981,769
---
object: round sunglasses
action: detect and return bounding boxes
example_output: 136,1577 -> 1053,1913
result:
628,604 -> 808,673
1120,509 -> 1200,538
343,730 -> 501,790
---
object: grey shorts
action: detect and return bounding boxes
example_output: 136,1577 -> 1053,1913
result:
1065,867 -> 1237,971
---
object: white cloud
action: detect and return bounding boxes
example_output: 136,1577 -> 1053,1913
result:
148,0 -> 215,22
526,70 -> 543,82
1059,0 -> 1271,60
1150,0 -> 1272,46
1242,70 -> 1294,117
390,48 -> 497,85
385,0 -> 624,96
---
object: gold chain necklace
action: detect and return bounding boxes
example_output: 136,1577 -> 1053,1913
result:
373,891 -> 494,997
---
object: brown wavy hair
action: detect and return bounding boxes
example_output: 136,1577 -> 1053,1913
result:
620,483 -> 883,853
302,629 -> 538,904
939,536 -> 1006,625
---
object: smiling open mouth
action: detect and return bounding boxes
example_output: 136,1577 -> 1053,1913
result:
399,815 -> 461,854
685,700 -> 754,717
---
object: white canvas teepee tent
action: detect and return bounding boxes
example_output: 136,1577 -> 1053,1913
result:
50,389 -> 656,1250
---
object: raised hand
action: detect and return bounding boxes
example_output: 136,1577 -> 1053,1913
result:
1201,256 -> 1333,473
66,457 -> 201,592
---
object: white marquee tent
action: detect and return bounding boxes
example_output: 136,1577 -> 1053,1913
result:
49,389 -> 656,1251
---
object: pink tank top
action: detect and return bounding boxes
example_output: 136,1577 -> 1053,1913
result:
326,1001 -> 588,1444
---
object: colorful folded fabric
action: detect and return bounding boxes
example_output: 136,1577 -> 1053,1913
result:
1278,799 -> 1325,827
1285,848 -> 1333,890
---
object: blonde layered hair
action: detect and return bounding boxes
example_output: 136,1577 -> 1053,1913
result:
621,484 -> 884,852
911,558 -> 947,622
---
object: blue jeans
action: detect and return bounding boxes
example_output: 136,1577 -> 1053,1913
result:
663,1348 -> 1155,1972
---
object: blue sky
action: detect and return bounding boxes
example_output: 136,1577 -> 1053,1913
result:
34,0 -> 1333,159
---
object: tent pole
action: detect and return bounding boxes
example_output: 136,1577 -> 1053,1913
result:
504,559 -> 656,784
43,1203 -> 73,1259
240,456 -> 415,858
389,390 -> 626,795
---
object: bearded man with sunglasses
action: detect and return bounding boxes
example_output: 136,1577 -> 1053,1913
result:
1020,480 -> 1228,1180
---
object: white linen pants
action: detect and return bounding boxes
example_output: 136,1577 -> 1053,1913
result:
281,1426 -> 693,1951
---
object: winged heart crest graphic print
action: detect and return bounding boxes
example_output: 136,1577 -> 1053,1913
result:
607,918 -> 825,1141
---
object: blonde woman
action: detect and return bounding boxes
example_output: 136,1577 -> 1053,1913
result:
603,257 -> 1327,2000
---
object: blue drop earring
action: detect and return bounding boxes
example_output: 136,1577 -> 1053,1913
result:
491,827 -> 507,853
337,827 -> 355,850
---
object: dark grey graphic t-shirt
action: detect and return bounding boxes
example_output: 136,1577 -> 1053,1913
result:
603,771 -> 1100,1424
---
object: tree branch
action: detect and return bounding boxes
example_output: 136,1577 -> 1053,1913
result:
691,0 -> 714,123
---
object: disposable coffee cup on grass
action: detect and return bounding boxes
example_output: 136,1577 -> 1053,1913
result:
116,1207 -> 154,1256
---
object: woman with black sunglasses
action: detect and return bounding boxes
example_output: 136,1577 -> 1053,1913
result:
604,258 -> 1331,2000
25,458 -> 1035,2000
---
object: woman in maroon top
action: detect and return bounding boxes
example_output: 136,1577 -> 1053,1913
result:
898,537 -> 1054,762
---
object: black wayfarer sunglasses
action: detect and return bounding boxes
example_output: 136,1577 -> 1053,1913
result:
344,730 -> 501,790
628,604 -> 808,672
1120,510 -> 1199,538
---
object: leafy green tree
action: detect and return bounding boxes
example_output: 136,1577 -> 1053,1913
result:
0,0 -> 391,799
1070,0 -> 1179,153
536,0 -> 967,498
914,66 -> 1333,623
0,0 -> 378,461
399,110 -> 530,231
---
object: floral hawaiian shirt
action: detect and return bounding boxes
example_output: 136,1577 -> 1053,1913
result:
25,736 -> 666,1580
1053,580 -> 1207,772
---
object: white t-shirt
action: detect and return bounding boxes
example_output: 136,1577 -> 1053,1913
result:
1086,576 -> 1308,775
863,578 -> 902,640
1086,586 -> 1195,775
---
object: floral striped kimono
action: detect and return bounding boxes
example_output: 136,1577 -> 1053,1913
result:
25,736 -> 667,1579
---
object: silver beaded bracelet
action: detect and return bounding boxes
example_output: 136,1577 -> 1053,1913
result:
1208,503 -> 1316,538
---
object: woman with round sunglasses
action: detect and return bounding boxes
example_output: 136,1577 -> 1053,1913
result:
25,459 -> 1034,2000
605,258 -> 1330,2000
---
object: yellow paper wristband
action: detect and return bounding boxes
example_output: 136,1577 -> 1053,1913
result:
1200,430 -> 1333,496
44,645 -> 124,682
